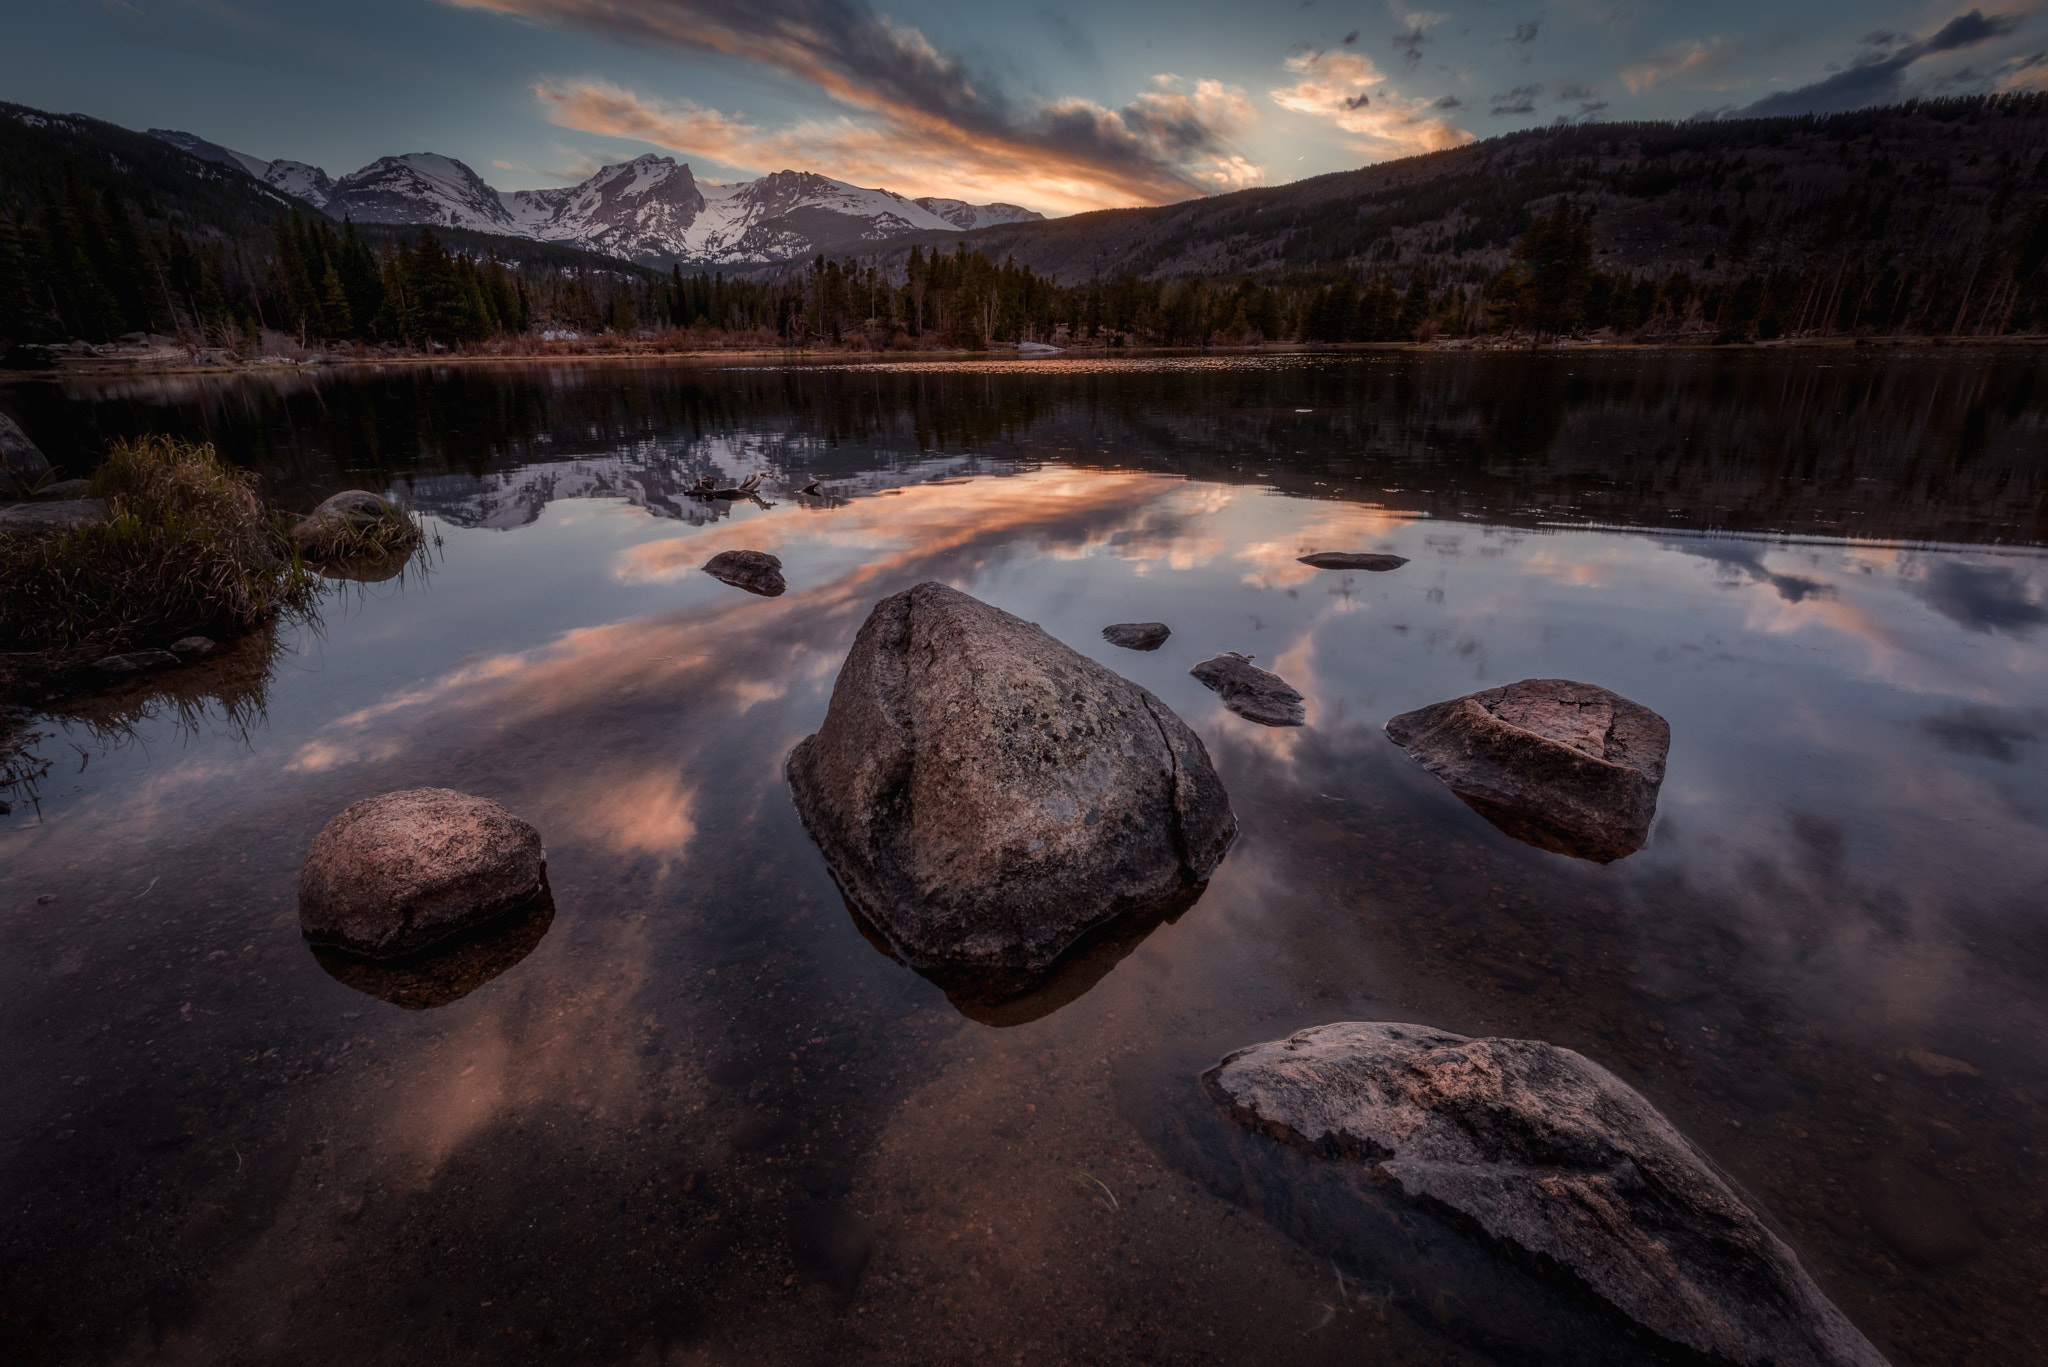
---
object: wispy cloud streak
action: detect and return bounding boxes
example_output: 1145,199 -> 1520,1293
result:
448,0 -> 1262,210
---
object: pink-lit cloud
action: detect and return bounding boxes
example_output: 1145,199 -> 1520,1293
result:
448,0 -> 1263,211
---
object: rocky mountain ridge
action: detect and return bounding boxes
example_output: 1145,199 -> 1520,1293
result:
147,131 -> 1042,267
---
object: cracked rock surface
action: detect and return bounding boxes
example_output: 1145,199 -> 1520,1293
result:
786,583 -> 1234,1001
1386,677 -> 1668,862
1208,1021 -> 1889,1367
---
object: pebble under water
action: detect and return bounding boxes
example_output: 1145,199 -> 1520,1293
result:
3,350 -> 2046,1366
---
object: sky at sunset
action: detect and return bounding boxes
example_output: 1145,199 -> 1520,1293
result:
11,0 -> 2046,214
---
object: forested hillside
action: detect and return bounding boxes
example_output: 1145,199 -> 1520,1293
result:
854,94 -> 2048,342
8,94 -> 2048,353
0,103 -> 662,353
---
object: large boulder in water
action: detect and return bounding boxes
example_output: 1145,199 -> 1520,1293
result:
1206,1022 -> 1887,1367
786,582 -> 1234,1002
299,788 -> 546,958
1385,678 -> 1668,862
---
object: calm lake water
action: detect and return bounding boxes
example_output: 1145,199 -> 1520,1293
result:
3,351 -> 2045,1366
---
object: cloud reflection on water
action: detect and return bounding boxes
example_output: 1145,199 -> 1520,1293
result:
8,443 -> 2048,1366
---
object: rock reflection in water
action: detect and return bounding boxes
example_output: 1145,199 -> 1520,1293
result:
308,885 -> 555,1010
837,876 -> 1207,1026
314,548 -> 415,584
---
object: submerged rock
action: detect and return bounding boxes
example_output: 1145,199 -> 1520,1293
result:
1298,551 -> 1408,572
93,649 -> 181,673
0,499 -> 108,531
1851,1155 -> 1983,1270
1189,652 -> 1306,727
1385,678 -> 1668,862
299,788 -> 546,959
1207,1022 -> 1888,1367
786,582 -> 1234,1004
291,490 -> 416,559
1101,621 -> 1171,651
0,413 -> 51,495
702,548 -> 786,597
168,636 -> 216,658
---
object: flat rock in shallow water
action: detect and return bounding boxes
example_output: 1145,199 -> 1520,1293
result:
786,583 -> 1234,1003
93,649 -> 181,673
1101,621 -> 1170,651
0,498 -> 108,531
168,636 -> 216,658
1189,652 -> 1305,726
299,788 -> 546,959
702,548 -> 786,596
1386,677 -> 1668,862
1298,551 -> 1408,572
1207,1022 -> 1888,1367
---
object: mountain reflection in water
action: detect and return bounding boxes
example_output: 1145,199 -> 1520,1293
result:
1,354 -> 2045,1367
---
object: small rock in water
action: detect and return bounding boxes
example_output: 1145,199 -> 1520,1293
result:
787,1204 -> 875,1301
168,636 -> 216,658
1298,551 -> 1408,572
1207,1021 -> 1889,1367
1101,621 -> 1170,651
37,894 -> 54,905
1189,652 -> 1305,727
1386,678 -> 1668,863
298,788 -> 546,959
1904,1048 -> 1978,1078
93,649 -> 181,673
786,583 -> 1234,1004
702,548 -> 786,597
291,490 -> 411,558
0,499 -> 109,531
1852,1154 -> 1983,1269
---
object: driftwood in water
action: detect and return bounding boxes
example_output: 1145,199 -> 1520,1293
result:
689,472 -> 765,500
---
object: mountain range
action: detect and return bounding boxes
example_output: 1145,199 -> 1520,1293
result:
148,130 -> 1041,268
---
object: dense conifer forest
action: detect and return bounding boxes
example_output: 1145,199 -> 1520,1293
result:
7,94 -> 2048,354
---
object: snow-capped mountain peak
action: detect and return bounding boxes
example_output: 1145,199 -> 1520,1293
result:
914,197 -> 1044,230
330,153 -> 515,232
147,129 -> 1047,265
150,128 -> 335,209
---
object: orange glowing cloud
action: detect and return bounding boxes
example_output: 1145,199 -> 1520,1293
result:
448,0 -> 1262,211
1269,49 -> 1472,160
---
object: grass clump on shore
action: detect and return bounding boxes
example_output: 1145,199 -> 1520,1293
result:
0,435 -> 320,651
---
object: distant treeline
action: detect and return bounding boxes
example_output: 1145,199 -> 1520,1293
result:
9,91 -> 2048,352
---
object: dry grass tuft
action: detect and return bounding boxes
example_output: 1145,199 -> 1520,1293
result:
0,435 -> 321,650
